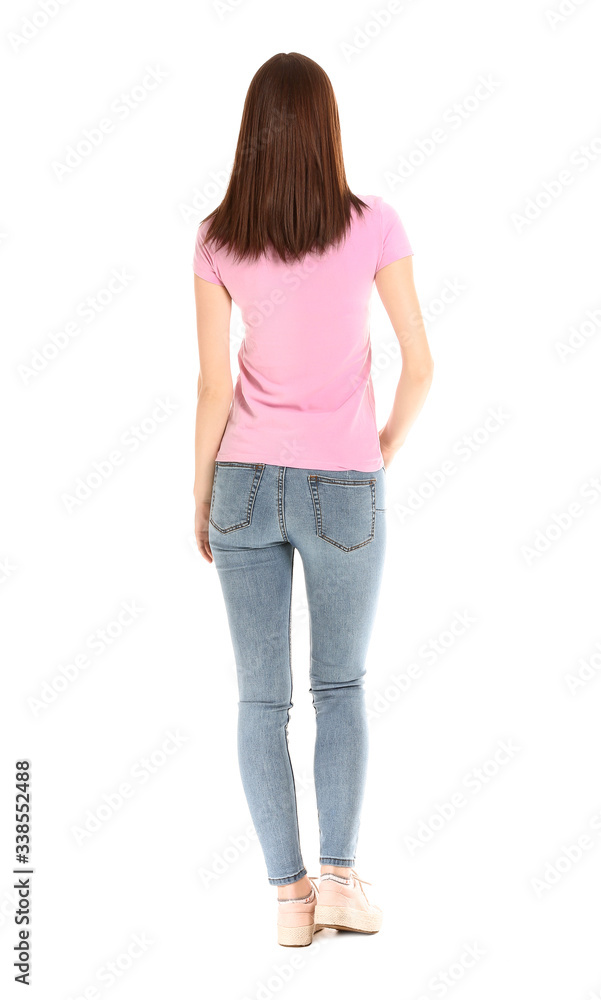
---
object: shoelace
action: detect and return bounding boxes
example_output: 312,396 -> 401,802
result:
350,870 -> 372,901
349,869 -> 371,886
319,869 -> 372,901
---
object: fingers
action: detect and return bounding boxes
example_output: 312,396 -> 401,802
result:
195,532 -> 213,563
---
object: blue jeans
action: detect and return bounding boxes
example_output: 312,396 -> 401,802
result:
208,462 -> 387,886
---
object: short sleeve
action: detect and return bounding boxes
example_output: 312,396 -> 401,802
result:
376,198 -> 413,273
193,221 -> 225,286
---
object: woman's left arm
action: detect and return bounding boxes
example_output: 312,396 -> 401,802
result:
193,273 -> 233,563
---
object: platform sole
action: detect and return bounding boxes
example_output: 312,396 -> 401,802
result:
313,904 -> 382,934
277,923 -> 319,947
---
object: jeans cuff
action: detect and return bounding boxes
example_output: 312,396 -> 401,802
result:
267,865 -> 307,886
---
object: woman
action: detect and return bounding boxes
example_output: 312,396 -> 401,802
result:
192,52 -> 433,947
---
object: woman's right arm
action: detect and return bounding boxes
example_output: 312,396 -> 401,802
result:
374,255 -> 434,468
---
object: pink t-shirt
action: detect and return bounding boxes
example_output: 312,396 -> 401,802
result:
192,194 -> 413,471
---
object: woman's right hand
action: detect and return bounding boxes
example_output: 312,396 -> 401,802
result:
379,430 -> 397,471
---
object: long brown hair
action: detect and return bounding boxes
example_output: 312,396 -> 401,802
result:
201,52 -> 370,265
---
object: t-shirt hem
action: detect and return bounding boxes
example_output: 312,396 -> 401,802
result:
215,453 -> 384,473
192,266 -> 225,286
375,250 -> 414,275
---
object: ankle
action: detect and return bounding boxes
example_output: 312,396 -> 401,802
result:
277,876 -> 312,901
320,865 -> 352,880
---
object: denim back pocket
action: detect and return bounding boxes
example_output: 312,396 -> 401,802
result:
307,475 -> 376,552
210,462 -> 265,533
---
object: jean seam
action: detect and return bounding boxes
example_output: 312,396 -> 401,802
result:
277,466 -> 288,542
283,546 -> 303,878
320,857 -> 355,863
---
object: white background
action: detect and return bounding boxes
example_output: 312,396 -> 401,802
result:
2,0 -> 601,997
